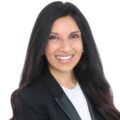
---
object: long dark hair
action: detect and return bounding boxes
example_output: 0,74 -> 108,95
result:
10,1 -> 120,120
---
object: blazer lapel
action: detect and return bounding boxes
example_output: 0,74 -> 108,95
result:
86,98 -> 104,120
55,94 -> 81,120
43,68 -> 81,120
78,80 -> 104,120
86,98 -> 96,120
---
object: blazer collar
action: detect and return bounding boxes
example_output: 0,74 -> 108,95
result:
43,68 -> 81,120
42,67 -> 101,120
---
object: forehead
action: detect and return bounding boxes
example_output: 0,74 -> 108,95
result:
50,16 -> 80,33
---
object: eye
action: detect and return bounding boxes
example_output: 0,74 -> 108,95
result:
48,35 -> 59,40
69,34 -> 80,39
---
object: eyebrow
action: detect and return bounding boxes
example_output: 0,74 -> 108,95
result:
50,31 -> 81,35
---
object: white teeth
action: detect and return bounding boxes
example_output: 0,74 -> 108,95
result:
56,55 -> 72,60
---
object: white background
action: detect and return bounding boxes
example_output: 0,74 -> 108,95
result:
0,0 -> 120,119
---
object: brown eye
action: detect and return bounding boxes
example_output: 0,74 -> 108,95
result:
69,34 -> 80,39
48,35 -> 58,40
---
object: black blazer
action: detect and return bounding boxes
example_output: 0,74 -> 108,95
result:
16,68 -> 104,120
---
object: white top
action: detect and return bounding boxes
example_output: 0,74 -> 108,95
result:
61,81 -> 92,120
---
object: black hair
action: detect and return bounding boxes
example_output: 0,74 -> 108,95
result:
10,1 -> 120,120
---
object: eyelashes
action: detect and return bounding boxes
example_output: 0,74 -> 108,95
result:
48,35 -> 59,40
48,34 -> 80,40
69,34 -> 80,39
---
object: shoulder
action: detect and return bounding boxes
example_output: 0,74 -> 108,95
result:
13,78 -> 50,119
18,78 -> 52,106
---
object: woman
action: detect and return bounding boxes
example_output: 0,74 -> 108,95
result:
10,1 -> 120,120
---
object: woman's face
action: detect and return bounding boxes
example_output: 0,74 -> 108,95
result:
45,16 -> 83,74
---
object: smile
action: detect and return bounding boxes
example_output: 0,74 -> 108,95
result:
56,55 -> 73,61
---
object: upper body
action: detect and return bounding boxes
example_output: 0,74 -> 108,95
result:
16,68 -> 104,120
10,1 -> 120,120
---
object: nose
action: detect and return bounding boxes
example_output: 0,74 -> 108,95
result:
59,39 -> 72,52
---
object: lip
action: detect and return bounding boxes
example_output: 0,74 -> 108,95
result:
55,54 -> 74,63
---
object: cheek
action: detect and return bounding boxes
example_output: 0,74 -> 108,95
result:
73,41 -> 83,52
44,42 -> 58,55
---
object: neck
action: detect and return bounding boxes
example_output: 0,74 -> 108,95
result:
49,69 -> 76,89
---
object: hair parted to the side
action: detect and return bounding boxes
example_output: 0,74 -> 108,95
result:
10,1 -> 120,120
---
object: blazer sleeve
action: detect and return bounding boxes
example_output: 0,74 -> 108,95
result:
15,89 -> 48,120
